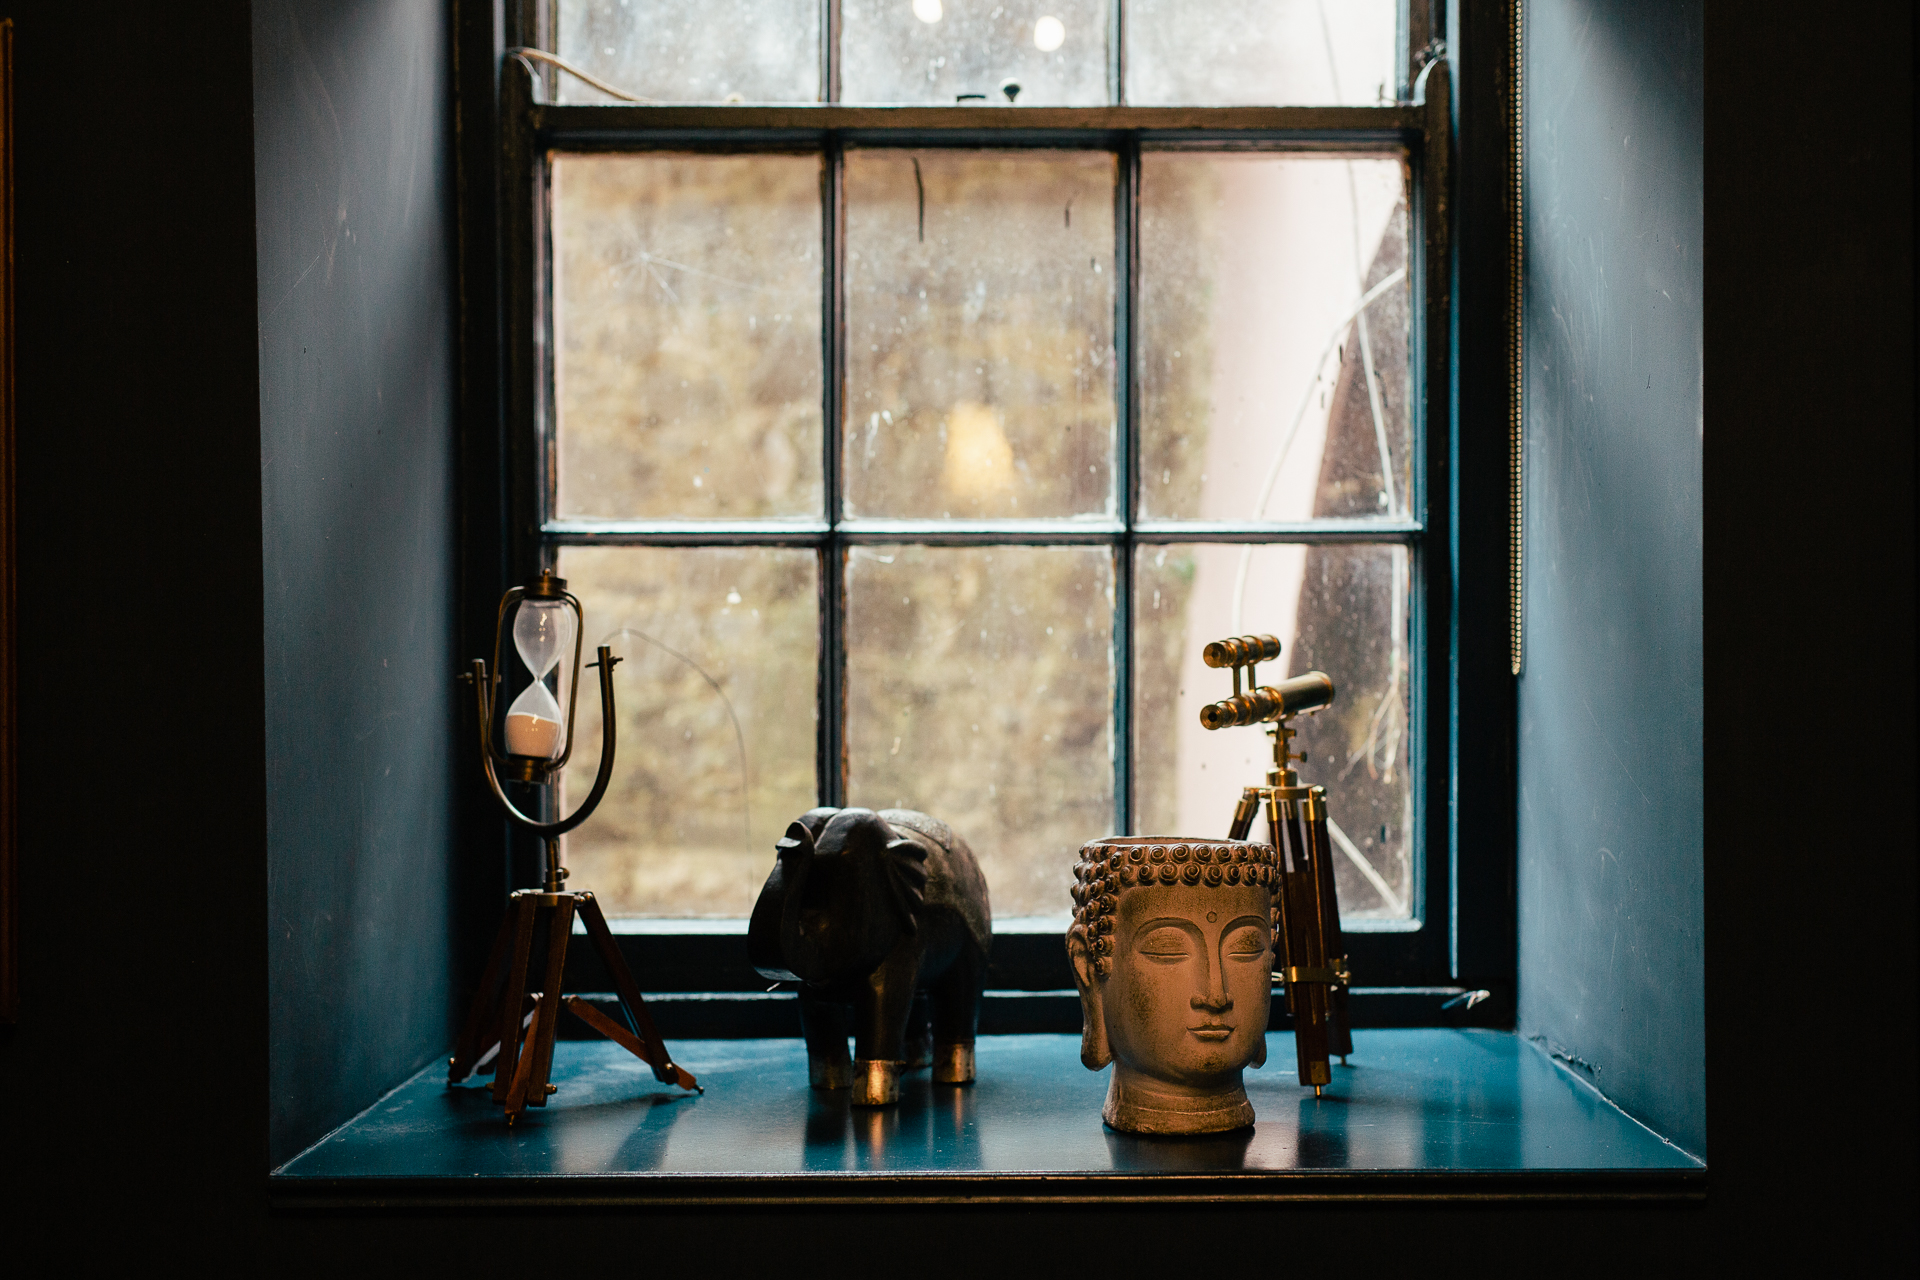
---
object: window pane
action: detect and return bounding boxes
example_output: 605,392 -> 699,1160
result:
846,545 -> 1114,918
1137,153 -> 1411,523
843,150 -> 1117,520
558,546 -> 820,918
554,0 -> 821,104
552,154 -> 824,520
1133,542 -> 1412,923
841,0 -> 1110,105
1125,0 -> 1398,107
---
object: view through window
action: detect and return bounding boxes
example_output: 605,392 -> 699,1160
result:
534,1 -> 1428,934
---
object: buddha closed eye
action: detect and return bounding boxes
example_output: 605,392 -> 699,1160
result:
1137,927 -> 1193,962
1226,925 -> 1269,959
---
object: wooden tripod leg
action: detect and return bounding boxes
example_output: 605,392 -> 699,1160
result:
502,996 -> 543,1123
491,893 -> 539,1106
449,908 -> 518,1083
576,892 -> 700,1092
522,895 -> 575,1108
1271,793 -> 1332,1090
1306,790 -> 1354,1060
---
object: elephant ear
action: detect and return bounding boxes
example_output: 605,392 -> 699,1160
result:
748,819 -> 818,982
881,835 -> 930,935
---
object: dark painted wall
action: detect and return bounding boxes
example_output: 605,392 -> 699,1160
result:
252,0 -> 459,1166
1516,1 -> 1705,1155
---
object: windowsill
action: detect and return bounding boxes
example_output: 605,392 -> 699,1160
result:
270,1030 -> 1702,1206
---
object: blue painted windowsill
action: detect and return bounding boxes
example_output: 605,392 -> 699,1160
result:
272,1029 -> 1701,1205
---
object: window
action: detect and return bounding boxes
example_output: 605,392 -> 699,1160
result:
501,1 -> 1452,987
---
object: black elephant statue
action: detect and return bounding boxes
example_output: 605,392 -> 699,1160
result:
748,807 -> 992,1106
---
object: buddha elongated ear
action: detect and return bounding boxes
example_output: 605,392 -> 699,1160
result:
1066,925 -> 1111,1070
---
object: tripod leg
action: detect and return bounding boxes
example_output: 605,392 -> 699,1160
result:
449,908 -> 517,1083
1229,787 -> 1261,841
1271,793 -> 1332,1091
1306,789 -> 1354,1060
502,997 -> 542,1124
491,893 -> 539,1106
576,892 -> 699,1092
522,895 -> 576,1108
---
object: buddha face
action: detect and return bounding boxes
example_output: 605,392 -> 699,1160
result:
1100,882 -> 1273,1088
1068,836 -> 1278,1113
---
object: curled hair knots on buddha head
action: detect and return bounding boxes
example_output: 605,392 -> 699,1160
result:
1070,838 -> 1279,979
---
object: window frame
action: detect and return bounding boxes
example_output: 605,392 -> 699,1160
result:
488,2 -> 1470,1004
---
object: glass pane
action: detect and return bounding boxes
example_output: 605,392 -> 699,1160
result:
552,154 -> 824,520
846,545 -> 1114,918
842,0 -> 1111,105
1125,0 -> 1398,107
1137,153 -> 1411,523
1133,542 -> 1412,923
558,546 -> 820,918
554,0 -> 821,104
843,150 -> 1117,520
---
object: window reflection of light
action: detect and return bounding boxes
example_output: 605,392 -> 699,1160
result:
1034,15 -> 1066,52
913,0 -> 943,24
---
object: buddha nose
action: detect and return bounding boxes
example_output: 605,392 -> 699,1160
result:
1192,983 -> 1232,1013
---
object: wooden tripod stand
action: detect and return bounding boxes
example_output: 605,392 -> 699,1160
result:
1197,637 -> 1352,1096
449,843 -> 700,1123
1227,716 -> 1354,1096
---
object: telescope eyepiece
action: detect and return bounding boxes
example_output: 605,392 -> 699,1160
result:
1202,633 -> 1282,669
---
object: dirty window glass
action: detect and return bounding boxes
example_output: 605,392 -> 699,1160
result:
845,544 -> 1115,917
551,153 -> 824,521
1133,542 -> 1413,922
1137,152 -> 1412,523
558,545 -> 820,917
841,0 -> 1110,105
554,0 -> 822,103
1125,0 -> 1399,107
842,149 -> 1116,520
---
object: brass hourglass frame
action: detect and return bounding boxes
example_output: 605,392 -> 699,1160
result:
466,568 -> 618,893
451,568 -> 699,1123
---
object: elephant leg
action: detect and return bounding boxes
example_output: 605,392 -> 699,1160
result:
904,992 -> 933,1069
851,948 -> 921,1106
797,985 -> 853,1090
927,943 -> 988,1084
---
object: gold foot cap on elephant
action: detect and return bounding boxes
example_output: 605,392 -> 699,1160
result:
852,1058 -> 904,1106
809,1056 -> 853,1090
931,1042 -> 977,1084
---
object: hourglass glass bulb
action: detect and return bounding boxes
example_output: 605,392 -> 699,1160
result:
504,598 -> 574,759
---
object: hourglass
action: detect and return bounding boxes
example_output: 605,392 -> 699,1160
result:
450,568 -> 700,1122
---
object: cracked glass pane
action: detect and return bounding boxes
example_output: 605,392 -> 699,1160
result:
552,153 -> 824,520
1126,0 -> 1399,107
842,149 -> 1117,520
846,544 -> 1114,918
1133,542 -> 1413,923
841,0 -> 1111,105
555,0 -> 822,104
1137,152 -> 1411,523
558,545 -> 821,918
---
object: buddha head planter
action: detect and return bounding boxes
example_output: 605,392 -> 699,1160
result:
1067,836 -> 1279,1135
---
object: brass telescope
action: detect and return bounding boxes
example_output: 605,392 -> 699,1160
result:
1196,634 -> 1352,1095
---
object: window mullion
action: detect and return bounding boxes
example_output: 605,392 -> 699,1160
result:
821,137 -> 847,809
1113,135 -> 1140,836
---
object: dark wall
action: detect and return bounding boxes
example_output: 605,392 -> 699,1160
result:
252,0 -> 459,1166
0,0 -> 269,1224
1515,1 -> 1705,1155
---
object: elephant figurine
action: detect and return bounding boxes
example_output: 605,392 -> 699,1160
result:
748,807 -> 992,1106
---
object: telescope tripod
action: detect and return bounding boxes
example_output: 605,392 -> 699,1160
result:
1229,719 -> 1354,1096
449,839 -> 700,1124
